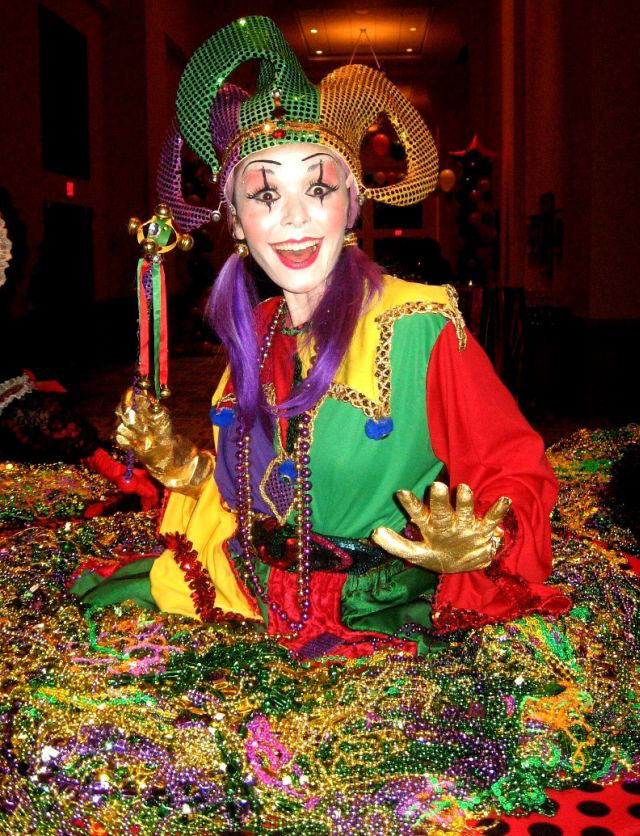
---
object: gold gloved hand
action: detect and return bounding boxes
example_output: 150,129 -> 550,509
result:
114,388 -> 213,498
371,482 -> 511,573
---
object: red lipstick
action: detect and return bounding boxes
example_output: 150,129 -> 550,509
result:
270,237 -> 323,270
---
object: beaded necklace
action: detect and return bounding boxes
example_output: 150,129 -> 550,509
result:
234,300 -> 314,639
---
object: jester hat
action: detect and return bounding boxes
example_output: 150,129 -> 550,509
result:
158,15 -> 438,231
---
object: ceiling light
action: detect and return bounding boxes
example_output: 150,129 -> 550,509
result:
406,47 -> 413,53
409,26 -> 417,32
310,28 -> 318,34
315,49 -> 323,54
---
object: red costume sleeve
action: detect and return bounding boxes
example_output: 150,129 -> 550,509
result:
426,323 -> 571,632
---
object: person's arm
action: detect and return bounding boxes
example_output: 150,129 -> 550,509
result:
426,323 -> 571,632
115,390 -> 214,499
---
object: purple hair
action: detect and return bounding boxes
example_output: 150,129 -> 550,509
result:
206,245 -> 383,427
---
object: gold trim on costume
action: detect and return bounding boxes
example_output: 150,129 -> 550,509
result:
327,284 -> 466,421
222,120 -> 362,187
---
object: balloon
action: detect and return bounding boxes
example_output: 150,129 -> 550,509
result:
438,169 -> 456,193
373,170 -> 387,185
470,189 -> 481,201
386,171 -> 398,184
477,177 -> 491,191
371,133 -> 391,157
468,211 -> 482,226
389,141 -> 406,161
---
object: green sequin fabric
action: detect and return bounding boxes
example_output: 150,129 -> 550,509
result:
176,16 -> 439,207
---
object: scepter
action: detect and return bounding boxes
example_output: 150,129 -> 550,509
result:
126,204 -> 194,402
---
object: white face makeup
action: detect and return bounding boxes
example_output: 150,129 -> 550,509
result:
232,143 -> 352,320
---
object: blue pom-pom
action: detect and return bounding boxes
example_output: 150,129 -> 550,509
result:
365,416 -> 394,440
210,406 -> 234,427
277,458 -> 298,484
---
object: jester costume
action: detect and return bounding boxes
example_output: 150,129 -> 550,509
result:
143,276 -> 569,658
41,14 -> 639,833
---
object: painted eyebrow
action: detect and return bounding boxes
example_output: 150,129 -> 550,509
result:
242,159 -> 282,174
301,151 -> 337,163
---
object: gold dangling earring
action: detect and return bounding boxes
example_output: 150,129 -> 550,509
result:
234,239 -> 249,258
342,231 -> 358,248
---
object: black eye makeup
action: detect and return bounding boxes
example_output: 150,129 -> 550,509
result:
305,161 -> 339,204
245,167 -> 281,209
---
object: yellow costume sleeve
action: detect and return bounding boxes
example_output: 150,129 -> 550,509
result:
149,367 -> 261,621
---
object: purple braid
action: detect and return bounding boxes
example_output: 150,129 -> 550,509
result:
206,253 -> 261,427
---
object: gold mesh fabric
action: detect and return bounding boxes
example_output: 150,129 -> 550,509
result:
221,63 -> 439,207
318,64 -> 438,206
178,16 -> 439,208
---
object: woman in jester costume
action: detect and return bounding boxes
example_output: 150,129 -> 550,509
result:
104,15 -> 573,655
61,17 -> 640,829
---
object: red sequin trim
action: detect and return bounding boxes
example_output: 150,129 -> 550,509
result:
162,532 -> 244,625
431,507 -> 548,634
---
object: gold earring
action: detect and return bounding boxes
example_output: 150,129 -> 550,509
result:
234,239 -> 249,258
343,231 -> 358,248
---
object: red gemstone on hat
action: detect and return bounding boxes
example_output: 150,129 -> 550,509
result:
273,129 -> 286,139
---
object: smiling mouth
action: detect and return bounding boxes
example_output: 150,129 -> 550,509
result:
270,238 -> 322,268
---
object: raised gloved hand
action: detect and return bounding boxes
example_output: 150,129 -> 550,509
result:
372,481 -> 511,574
114,388 -> 213,498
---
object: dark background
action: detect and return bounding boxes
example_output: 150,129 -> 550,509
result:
0,0 -> 638,441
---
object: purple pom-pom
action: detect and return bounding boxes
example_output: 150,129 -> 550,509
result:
365,417 -> 394,440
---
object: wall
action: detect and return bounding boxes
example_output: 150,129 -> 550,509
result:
477,0 -> 640,319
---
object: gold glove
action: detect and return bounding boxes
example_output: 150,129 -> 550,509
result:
114,389 -> 213,498
372,482 -> 511,573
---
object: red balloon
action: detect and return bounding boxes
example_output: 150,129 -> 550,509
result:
477,177 -> 491,192
470,189 -> 481,201
386,171 -> 398,184
373,170 -> 387,185
371,133 -> 391,157
438,169 -> 456,193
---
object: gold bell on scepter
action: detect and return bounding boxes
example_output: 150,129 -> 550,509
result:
142,238 -> 159,256
177,234 -> 194,251
130,204 -> 182,259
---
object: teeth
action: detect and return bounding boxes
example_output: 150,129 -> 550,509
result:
274,240 -> 319,253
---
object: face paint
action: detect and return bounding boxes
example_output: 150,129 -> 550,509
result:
233,143 -> 352,306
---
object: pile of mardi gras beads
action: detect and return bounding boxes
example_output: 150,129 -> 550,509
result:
0,431 -> 638,834
547,424 -> 640,555
0,460 -> 118,529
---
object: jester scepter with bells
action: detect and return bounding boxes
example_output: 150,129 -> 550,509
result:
79,15 -> 570,652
